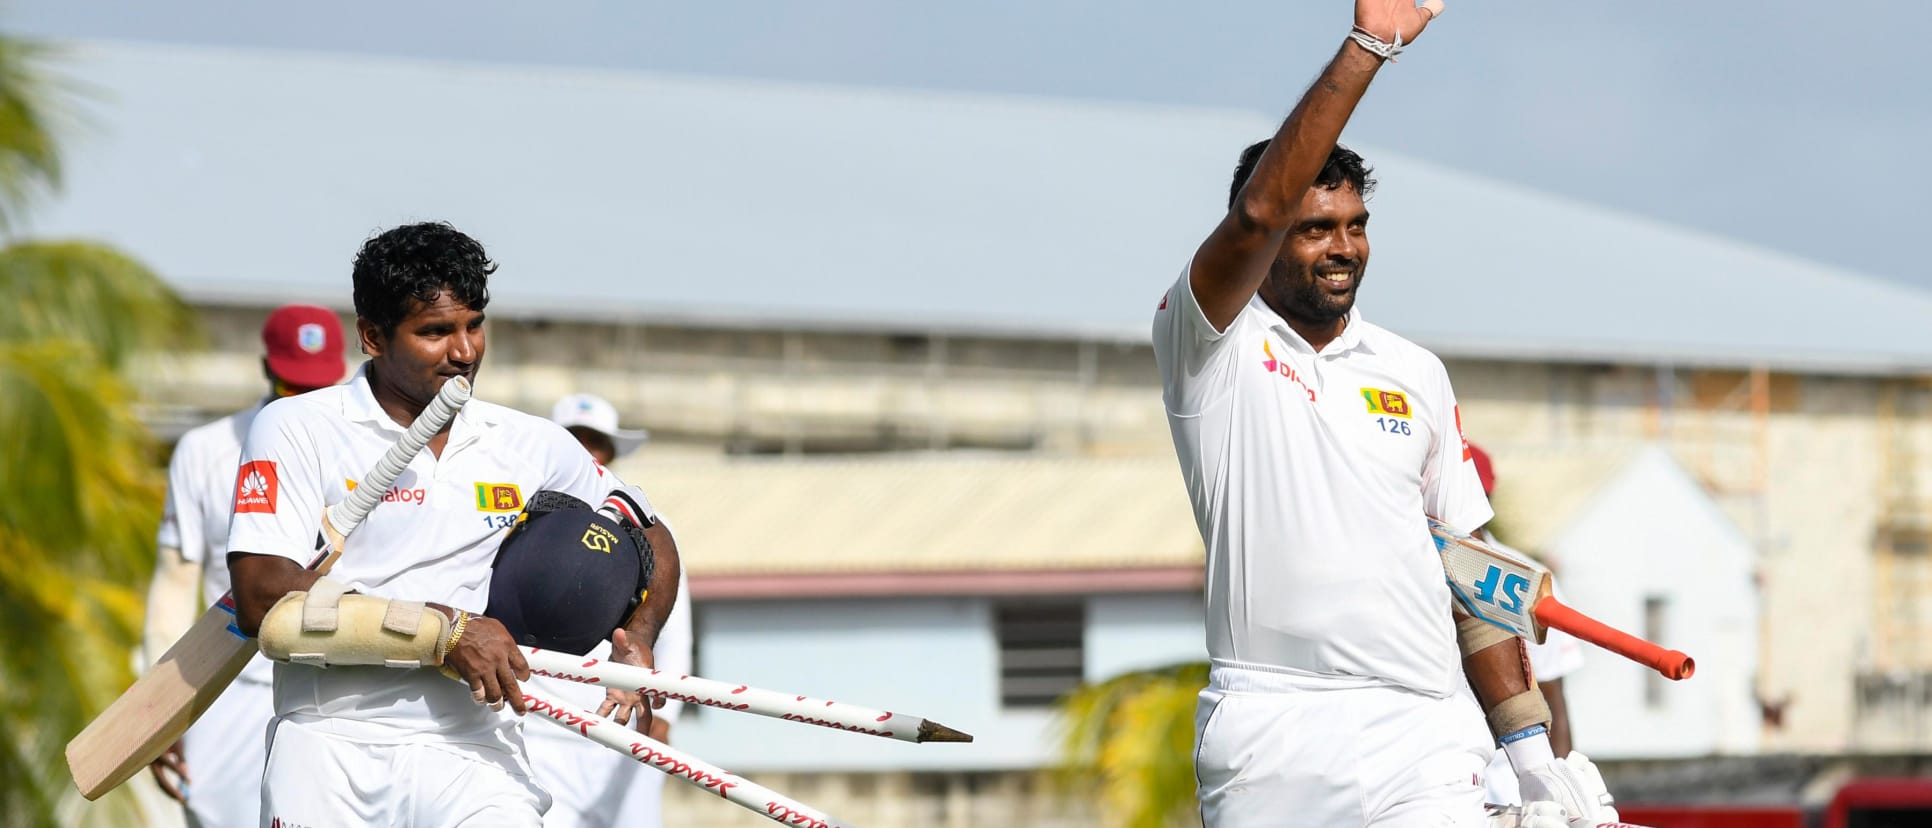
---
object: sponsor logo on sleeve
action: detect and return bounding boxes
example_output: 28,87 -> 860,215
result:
1361,387 -> 1412,418
475,482 -> 524,513
234,460 -> 279,514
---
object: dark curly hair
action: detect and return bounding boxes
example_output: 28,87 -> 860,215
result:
352,222 -> 494,336
1228,140 -> 1376,210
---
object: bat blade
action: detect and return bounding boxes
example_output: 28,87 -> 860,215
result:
1429,518 -> 1551,642
66,597 -> 255,799
1429,517 -> 1694,681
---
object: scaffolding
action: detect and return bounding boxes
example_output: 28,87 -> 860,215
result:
1875,380 -> 1932,673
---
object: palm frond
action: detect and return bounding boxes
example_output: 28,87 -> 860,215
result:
0,343 -> 160,822
0,340 -> 166,569
0,240 -> 200,369
0,36 -> 66,235
1055,661 -> 1208,828
0,28 -> 185,823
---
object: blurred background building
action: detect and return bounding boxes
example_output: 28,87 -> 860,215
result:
28,27 -> 1932,828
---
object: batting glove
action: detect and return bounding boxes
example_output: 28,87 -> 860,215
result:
1486,801 -> 1571,828
1518,751 -> 1620,827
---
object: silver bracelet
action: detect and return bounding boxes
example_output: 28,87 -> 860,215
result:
1348,26 -> 1405,62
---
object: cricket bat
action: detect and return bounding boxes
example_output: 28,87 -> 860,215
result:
1429,517 -> 1695,681
66,376 -> 472,800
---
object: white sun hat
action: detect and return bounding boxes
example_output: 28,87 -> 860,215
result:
549,393 -> 650,458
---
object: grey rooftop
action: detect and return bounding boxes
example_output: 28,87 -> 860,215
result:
32,40 -> 1932,375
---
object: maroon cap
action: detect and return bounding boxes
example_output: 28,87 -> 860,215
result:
1468,442 -> 1497,497
262,304 -> 347,389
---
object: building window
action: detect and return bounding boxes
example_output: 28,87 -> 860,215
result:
1644,596 -> 1669,709
995,601 -> 1085,709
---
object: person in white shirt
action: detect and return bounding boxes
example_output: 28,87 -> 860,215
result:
1466,444 -> 1588,808
226,222 -> 683,826
526,392 -> 694,828
1151,2 -> 1617,825
144,303 -> 348,826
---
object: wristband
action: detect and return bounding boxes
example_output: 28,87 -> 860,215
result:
1501,725 -> 1556,774
1348,26 -> 1406,62
1498,723 -> 1548,745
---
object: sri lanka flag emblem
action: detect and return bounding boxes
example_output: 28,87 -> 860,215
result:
1361,387 -> 1411,418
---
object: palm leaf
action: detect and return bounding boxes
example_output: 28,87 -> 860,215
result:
0,342 -> 162,825
0,29 -> 187,824
1056,661 -> 1208,828
0,240 -> 199,370
0,36 -> 66,235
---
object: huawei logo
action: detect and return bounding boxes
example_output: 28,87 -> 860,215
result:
234,460 -> 279,514
240,470 -> 269,497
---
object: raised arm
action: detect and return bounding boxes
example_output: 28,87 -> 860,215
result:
1191,0 -> 1443,330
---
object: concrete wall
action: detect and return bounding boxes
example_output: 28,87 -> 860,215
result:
675,592 -> 1204,774
676,596 -> 1030,773
1551,447 -> 1760,758
1085,592 -> 1207,680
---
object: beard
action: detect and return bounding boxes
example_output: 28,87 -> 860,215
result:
1266,259 -> 1361,326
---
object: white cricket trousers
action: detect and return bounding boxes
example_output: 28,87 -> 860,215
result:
181,678 -> 270,828
1195,662 -> 1494,827
259,717 -> 548,827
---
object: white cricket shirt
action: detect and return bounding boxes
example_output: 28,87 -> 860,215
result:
159,401 -> 272,683
227,365 -> 629,746
1153,264 -> 1493,697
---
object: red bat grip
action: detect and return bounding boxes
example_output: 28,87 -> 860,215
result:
1533,598 -> 1695,680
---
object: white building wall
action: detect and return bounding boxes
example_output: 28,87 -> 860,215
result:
678,592 -> 1208,773
1085,592 -> 1206,680
1551,447 -> 1760,758
676,597 -> 1027,772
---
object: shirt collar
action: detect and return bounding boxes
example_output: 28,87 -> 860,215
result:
1253,294 -> 1375,358
341,363 -> 498,434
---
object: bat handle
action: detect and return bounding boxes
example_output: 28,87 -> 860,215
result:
1534,598 -> 1695,681
327,375 -> 471,537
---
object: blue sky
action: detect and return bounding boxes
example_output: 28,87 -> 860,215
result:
10,0 -> 1927,288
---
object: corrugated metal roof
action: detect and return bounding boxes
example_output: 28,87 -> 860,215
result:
613,454 -> 1203,576
620,446 -> 1713,578
32,40 -> 1932,374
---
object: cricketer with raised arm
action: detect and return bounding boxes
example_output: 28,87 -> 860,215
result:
1152,2 -> 1623,825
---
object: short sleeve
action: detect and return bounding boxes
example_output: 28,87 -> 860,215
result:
1420,361 -> 1493,533
1152,260 -> 1248,416
157,439 -> 200,559
225,400 -> 328,565
543,422 -> 622,503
